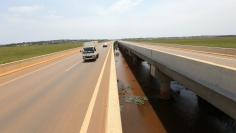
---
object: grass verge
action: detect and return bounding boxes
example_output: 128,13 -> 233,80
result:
0,43 -> 82,64
127,36 -> 236,48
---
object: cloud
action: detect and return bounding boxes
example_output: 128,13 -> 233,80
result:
8,5 -> 43,14
4,5 -> 61,23
109,0 -> 142,13
98,0 -> 143,15
106,0 -> 236,38
1,0 -> 236,44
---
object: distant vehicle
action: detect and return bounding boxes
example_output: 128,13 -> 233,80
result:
103,43 -> 108,47
81,46 -> 99,61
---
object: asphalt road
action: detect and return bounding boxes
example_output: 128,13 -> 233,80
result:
0,44 -> 111,133
126,41 -> 236,69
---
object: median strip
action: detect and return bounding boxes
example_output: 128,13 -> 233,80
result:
105,45 -> 122,133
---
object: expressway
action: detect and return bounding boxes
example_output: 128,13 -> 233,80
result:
0,43 -> 112,133
119,41 -> 236,119
122,41 -> 236,69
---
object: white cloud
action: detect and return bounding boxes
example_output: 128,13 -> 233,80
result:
8,5 -> 43,14
105,0 -> 236,38
1,0 -> 236,44
109,0 -> 142,13
98,0 -> 143,15
4,5 -> 60,23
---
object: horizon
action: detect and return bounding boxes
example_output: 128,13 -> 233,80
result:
1,34 -> 236,45
1,0 -> 236,44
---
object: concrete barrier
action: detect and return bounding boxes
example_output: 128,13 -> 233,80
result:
106,44 -> 122,133
0,47 -> 81,77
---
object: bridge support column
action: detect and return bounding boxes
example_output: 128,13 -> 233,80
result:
150,64 -> 171,100
157,71 -> 171,100
131,53 -> 142,65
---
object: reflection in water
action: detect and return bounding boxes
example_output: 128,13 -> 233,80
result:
122,52 -> 236,133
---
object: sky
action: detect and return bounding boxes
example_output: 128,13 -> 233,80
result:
0,0 -> 236,44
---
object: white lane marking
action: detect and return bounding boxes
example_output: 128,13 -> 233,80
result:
128,41 -> 236,59
127,41 -> 236,61
79,45 -> 111,133
128,42 -> 236,70
0,55 -> 79,87
153,46 -> 236,61
149,46 -> 236,70
65,60 -> 82,72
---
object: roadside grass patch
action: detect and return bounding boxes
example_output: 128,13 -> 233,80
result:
127,36 -> 236,48
0,43 -> 82,64
118,82 -> 148,106
125,96 -> 148,105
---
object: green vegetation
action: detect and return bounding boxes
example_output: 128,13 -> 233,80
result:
125,96 -> 148,105
0,43 -> 82,64
128,36 -> 236,48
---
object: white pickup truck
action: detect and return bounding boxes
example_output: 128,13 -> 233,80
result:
81,46 -> 99,62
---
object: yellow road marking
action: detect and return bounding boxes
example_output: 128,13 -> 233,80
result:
79,45 -> 111,133
0,54 -> 79,87
0,49 -> 80,77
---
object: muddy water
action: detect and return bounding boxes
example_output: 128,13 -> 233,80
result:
115,49 -> 167,133
118,49 -> 236,133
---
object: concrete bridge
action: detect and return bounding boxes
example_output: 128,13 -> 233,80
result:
117,41 -> 236,120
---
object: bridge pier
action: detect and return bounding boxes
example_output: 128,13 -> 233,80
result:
150,64 -> 171,100
130,52 -> 142,65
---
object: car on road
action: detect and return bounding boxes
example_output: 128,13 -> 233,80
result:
81,46 -> 99,62
103,43 -> 108,47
